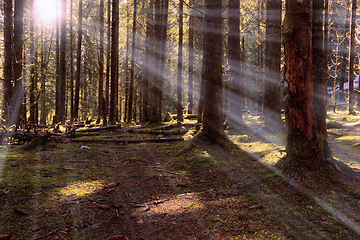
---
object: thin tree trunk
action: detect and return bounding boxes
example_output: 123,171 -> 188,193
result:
348,0 -> 356,114
339,0 -> 349,102
55,1 -> 60,124
3,0 -> 13,124
188,0 -> 194,115
70,0 -> 74,121
143,0 -> 154,122
12,0 -> 24,127
124,8 -> 130,122
313,0 -> 330,157
98,0 -> 105,124
105,0 -> 111,121
176,0 -> 184,123
59,0 -> 67,123
228,0 -> 245,129
74,0 -> 83,120
29,0 -> 36,124
263,0 -> 282,131
109,0 -> 119,124
128,0 -> 138,123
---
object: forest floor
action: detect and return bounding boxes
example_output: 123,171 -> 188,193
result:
1,110 -> 360,240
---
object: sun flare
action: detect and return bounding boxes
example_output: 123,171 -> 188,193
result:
35,0 -> 58,23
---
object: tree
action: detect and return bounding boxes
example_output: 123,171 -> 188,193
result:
200,0 -> 224,141
348,0 -> 356,114
29,0 -> 37,124
11,0 -> 25,127
3,0 -> 13,124
109,0 -> 119,124
142,0 -> 154,122
313,0 -> 330,157
105,0 -> 111,121
339,0 -> 350,102
74,0 -> 83,121
176,0 -> 184,123
98,0 -> 106,124
282,0 -> 325,170
188,0 -> 195,115
128,0 -> 138,123
70,0 -> 75,121
263,0 -> 282,132
59,0 -> 67,123
228,0 -> 245,129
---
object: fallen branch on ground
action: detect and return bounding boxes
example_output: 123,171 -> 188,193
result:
67,137 -> 184,143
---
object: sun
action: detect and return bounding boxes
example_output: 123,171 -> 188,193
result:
35,0 -> 58,23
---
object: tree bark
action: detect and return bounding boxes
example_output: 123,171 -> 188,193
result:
74,0 -> 83,121
59,0 -> 67,124
29,0 -> 36,125
12,0 -> 24,127
228,0 -> 245,130
263,0 -> 282,132
3,0 -> 13,124
128,0 -> 138,123
105,0 -> 111,121
339,0 -> 349,102
200,0 -> 224,141
176,0 -> 184,123
348,0 -> 356,114
98,0 -> 106,125
70,0 -> 75,121
282,0 -> 325,171
143,0 -> 154,122
109,0 -> 119,124
188,0 -> 195,115
313,0 -> 330,157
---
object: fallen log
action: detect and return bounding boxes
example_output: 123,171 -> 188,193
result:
68,125 -> 121,134
137,129 -> 188,135
67,137 -> 184,143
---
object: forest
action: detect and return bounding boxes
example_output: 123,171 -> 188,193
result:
0,0 -> 360,239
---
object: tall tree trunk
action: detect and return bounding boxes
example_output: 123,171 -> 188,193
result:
109,0 -> 119,124
176,0 -> 184,123
98,0 -> 106,124
143,0 -> 154,122
313,0 -> 330,158
55,1 -> 60,124
200,0 -> 224,141
59,0 -> 67,124
74,0 -> 83,120
228,0 -> 245,130
12,0 -> 24,127
348,0 -> 356,114
263,0 -> 282,132
124,9 -> 130,122
105,0 -> 111,121
282,0 -> 325,171
339,0 -> 350,102
188,0 -> 194,115
70,0 -> 75,121
128,0 -> 138,123
3,0 -> 13,124
29,0 -> 36,124
159,0 -> 169,118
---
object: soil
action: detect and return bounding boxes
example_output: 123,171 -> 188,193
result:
1,119 -> 360,240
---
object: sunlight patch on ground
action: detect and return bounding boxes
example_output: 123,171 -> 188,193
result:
230,136 -> 285,165
336,135 -> 360,145
56,180 -> 104,200
138,193 -> 204,217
